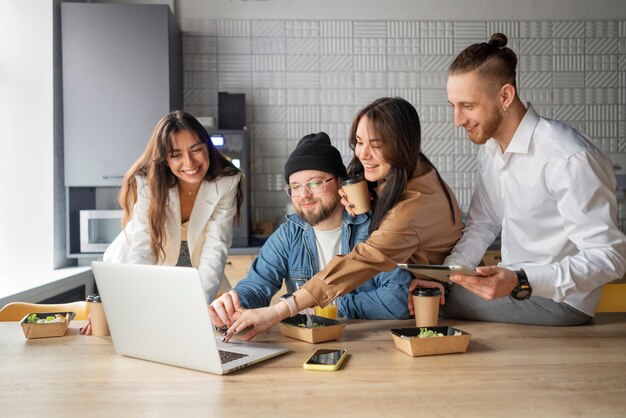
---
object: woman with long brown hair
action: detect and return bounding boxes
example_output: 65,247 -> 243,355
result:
103,110 -> 242,301
215,97 -> 463,341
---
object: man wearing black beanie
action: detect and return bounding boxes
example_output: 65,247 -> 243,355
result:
210,132 -> 413,322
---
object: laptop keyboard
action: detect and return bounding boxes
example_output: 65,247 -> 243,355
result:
219,350 -> 249,364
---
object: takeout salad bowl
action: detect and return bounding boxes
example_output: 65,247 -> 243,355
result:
20,311 -> 76,339
279,314 -> 345,343
391,326 -> 471,357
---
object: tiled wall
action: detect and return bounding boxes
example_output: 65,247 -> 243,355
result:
181,19 -> 626,228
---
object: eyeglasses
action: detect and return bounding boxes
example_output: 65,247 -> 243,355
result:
284,177 -> 335,197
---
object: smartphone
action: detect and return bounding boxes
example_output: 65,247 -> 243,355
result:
303,349 -> 348,371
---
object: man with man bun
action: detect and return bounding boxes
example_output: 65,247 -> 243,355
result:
427,33 -> 626,326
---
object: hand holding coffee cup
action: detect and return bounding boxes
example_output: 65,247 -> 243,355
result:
340,174 -> 371,215
84,293 -> 110,336
412,287 -> 441,327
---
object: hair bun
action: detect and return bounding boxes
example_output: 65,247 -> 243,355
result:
487,33 -> 508,48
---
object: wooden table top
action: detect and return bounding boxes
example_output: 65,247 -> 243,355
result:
1,314 -> 625,417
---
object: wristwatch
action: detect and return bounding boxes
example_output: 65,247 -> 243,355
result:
511,269 -> 532,300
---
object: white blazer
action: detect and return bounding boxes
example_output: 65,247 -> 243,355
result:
104,173 -> 241,302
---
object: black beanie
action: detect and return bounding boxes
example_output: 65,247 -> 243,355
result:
284,132 -> 348,183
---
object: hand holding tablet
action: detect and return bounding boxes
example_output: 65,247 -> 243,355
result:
398,264 -> 483,283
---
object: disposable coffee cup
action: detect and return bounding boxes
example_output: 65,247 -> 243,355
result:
341,174 -> 370,214
86,293 -> 110,336
411,287 -> 441,328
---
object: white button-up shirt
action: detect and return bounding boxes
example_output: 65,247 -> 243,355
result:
446,103 -> 626,316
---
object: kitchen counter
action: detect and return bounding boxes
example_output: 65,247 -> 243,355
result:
0,267 -> 94,306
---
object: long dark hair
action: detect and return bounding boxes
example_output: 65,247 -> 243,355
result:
119,110 -> 243,262
347,97 -> 456,234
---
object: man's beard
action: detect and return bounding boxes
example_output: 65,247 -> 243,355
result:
295,197 -> 339,226
467,111 -> 503,145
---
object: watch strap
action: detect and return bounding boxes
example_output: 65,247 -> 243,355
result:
280,294 -> 299,317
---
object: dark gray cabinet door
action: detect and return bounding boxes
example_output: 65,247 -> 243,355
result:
62,3 -> 181,186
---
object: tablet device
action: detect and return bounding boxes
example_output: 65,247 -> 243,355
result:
397,264 -> 482,283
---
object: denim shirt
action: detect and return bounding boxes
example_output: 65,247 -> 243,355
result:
234,211 -> 412,319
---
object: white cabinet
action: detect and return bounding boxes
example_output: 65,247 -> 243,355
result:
61,3 -> 182,187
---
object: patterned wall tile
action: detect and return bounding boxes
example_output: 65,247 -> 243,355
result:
587,38 -> 620,55
487,21 -> 520,38
519,72 -> 552,89
353,21 -> 387,38
354,38 -> 387,55
321,89 -> 354,105
181,18 -> 217,36
218,37 -> 251,54
354,89 -> 387,105
252,38 -> 286,54
553,55 -> 585,71
553,38 -> 585,55
389,89 -> 420,106
217,20 -> 250,37
287,106 -> 320,122
586,20 -> 620,38
553,21 -> 584,38
586,54 -> 619,71
419,105 -> 453,123
286,89 -> 321,105
183,36 -> 217,54
252,55 -> 285,71
182,18 -> 626,225
421,38 -> 453,55
421,72 -> 448,89
286,21 -> 320,37
321,72 -> 354,89
587,87 -> 620,104
286,38 -> 320,54
587,71 -> 619,87
321,38 -> 353,54
251,20 -> 285,37
321,104 -> 364,123
354,72 -> 387,89
421,21 -> 453,38
519,21 -> 552,38
251,89 -> 287,106
218,72 -> 252,89
252,72 -> 285,89
518,54 -> 552,72
184,71 -> 217,89
421,89 -> 448,106
388,72 -> 420,89
388,21 -> 419,38
387,55 -> 420,71
287,55 -> 321,72
286,72 -> 320,88
320,21 -> 352,38
218,55 -> 252,72
321,55 -> 354,72
355,55 -> 387,71
251,106 -> 286,123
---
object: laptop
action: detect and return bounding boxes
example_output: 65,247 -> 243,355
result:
91,261 -> 289,375
397,263 -> 482,282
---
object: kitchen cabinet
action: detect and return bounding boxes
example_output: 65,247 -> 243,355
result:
61,3 -> 182,187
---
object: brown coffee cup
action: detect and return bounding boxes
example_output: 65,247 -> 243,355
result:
86,293 -> 110,336
412,287 -> 441,328
341,174 -> 370,214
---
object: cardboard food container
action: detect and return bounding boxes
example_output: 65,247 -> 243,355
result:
279,314 -> 345,344
390,326 -> 471,357
20,312 -> 76,339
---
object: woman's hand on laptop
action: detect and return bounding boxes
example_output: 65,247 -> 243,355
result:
209,290 -> 244,327
222,303 -> 290,343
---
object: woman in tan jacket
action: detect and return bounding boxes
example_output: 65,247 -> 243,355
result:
220,97 -> 463,340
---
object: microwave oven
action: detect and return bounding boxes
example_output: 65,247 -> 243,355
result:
79,210 -> 123,253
